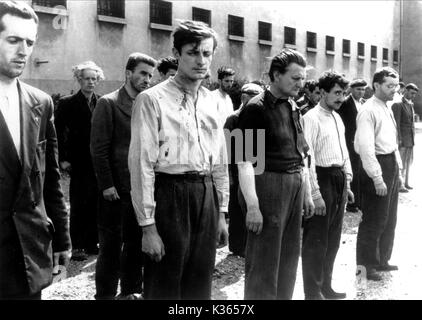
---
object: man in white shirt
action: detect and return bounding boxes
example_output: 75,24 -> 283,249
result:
212,66 -> 235,126
302,71 -> 354,300
354,67 -> 403,282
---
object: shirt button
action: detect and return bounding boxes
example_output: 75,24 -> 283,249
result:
32,201 -> 38,209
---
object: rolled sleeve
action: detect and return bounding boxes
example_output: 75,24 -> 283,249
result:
129,93 -> 160,226
212,126 -> 230,212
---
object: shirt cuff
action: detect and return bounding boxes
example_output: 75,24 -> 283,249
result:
219,205 -> 228,213
372,175 -> 384,186
311,189 -> 322,201
139,218 -> 156,227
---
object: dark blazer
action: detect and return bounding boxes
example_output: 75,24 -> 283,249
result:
0,81 -> 71,297
54,90 -> 99,173
337,94 -> 359,154
90,86 -> 133,194
392,98 -> 415,147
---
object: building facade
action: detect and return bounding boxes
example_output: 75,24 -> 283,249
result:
22,0 -> 401,101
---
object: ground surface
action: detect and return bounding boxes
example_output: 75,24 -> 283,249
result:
43,125 -> 422,300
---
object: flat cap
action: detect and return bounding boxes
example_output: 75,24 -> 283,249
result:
241,83 -> 264,95
350,79 -> 367,88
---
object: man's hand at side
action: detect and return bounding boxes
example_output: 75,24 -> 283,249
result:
103,186 -> 120,201
216,211 -> 228,248
246,205 -> 263,235
142,224 -> 165,262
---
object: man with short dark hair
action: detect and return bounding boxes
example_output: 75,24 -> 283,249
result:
213,66 -> 236,125
302,71 -> 354,300
91,52 -> 157,300
338,78 -> 367,212
392,83 -> 419,191
355,67 -> 403,281
157,56 -> 178,81
296,79 -> 321,115
237,49 -> 314,300
0,0 -> 71,300
129,20 -> 229,300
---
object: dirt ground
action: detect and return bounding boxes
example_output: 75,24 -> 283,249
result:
42,125 -> 422,300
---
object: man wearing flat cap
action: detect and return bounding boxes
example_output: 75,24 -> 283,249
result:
337,78 -> 367,213
223,83 -> 264,257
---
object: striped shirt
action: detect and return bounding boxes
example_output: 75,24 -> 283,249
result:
354,96 -> 402,185
303,104 -> 352,200
129,78 -> 229,227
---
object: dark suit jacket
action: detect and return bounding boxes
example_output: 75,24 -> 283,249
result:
0,81 -> 71,297
392,98 -> 415,147
337,94 -> 359,155
90,86 -> 133,194
54,90 -> 99,173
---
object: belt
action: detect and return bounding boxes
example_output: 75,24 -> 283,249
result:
155,171 -> 212,181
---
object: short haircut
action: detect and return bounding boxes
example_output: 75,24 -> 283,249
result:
126,52 -> 157,72
304,79 -> 319,92
157,56 -> 178,74
217,66 -> 235,80
405,83 -> 419,92
0,1 -> 39,33
318,71 -> 349,92
72,61 -> 105,81
268,49 -> 306,82
372,67 -> 399,90
350,78 -> 367,88
173,20 -> 218,54
399,81 -> 405,88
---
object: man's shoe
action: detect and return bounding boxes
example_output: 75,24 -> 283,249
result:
375,264 -> 398,271
304,292 -> 325,300
405,185 -> 413,190
71,249 -> 88,261
321,287 -> 346,300
85,246 -> 99,255
399,187 -> 409,193
115,293 -> 143,300
346,205 -> 359,213
366,268 -> 383,281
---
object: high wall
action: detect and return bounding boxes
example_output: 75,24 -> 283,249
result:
20,0 -> 400,97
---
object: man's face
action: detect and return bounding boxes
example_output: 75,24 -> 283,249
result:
309,86 -> 321,105
172,37 -> 214,82
162,68 -> 177,80
375,76 -> 399,102
78,69 -> 99,95
273,63 -> 305,98
351,86 -> 366,101
0,14 -> 37,81
128,62 -> 155,93
322,83 -> 346,111
404,88 -> 418,102
220,75 -> 235,93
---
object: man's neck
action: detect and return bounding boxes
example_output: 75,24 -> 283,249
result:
319,100 -> 333,113
269,83 -> 289,100
173,74 -> 201,98
124,82 -> 139,100
374,93 -> 387,104
0,76 -> 17,94
351,94 -> 361,102
219,88 -> 228,96
81,90 -> 94,101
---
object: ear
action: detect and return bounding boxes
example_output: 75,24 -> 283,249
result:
125,70 -> 131,79
373,82 -> 380,91
172,47 -> 180,60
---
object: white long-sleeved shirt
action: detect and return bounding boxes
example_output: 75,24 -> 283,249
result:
129,78 -> 229,226
0,79 -> 20,158
211,89 -> 234,127
303,104 -> 352,200
354,96 -> 402,185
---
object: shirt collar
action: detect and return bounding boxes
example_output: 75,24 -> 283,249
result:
316,103 -> 333,115
0,78 -> 18,98
264,89 -> 297,111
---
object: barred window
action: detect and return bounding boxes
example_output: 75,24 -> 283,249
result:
33,0 -> 66,8
358,42 -> 365,57
371,45 -> 377,60
284,26 -> 296,45
343,39 -> 350,55
326,35 -> 335,52
258,21 -> 272,41
192,7 -> 211,27
150,0 -> 172,26
393,50 -> 399,64
228,14 -> 244,37
97,0 -> 124,18
383,48 -> 389,61
307,31 -> 317,49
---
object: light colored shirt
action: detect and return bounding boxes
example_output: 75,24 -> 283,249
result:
129,78 -> 229,227
354,96 -> 402,185
303,104 -> 352,200
0,79 -> 20,158
212,89 -> 234,127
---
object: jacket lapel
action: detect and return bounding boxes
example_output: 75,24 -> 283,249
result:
0,110 -> 21,178
116,86 -> 133,117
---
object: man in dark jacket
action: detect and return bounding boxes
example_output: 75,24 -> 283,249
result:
392,83 -> 419,191
90,53 -> 157,300
337,78 -> 367,212
55,61 -> 104,260
0,1 -> 71,299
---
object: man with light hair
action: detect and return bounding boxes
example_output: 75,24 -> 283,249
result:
55,60 -> 104,261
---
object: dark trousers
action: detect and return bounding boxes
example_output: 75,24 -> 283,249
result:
95,193 -> 143,300
228,178 -> 246,256
302,166 -> 347,297
349,151 -> 362,208
1,291 -> 41,300
143,173 -> 219,300
356,153 -> 399,268
241,170 -> 304,300
69,169 -> 99,251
